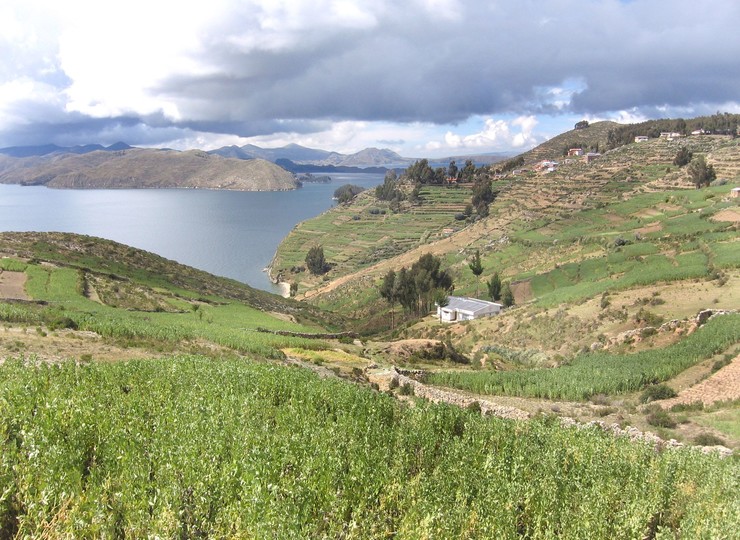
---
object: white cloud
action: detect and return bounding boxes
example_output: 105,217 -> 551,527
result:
430,116 -> 541,155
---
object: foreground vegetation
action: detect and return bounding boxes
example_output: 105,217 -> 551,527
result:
1,356 -> 737,538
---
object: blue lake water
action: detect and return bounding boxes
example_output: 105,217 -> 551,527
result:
0,173 -> 384,293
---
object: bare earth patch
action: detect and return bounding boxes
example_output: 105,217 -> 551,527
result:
0,270 -> 29,300
660,354 -> 740,409
712,209 -> 740,223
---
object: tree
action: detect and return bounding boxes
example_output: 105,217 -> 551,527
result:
375,170 -> 403,202
393,254 -> 453,315
471,178 -> 497,217
434,290 -> 449,322
289,281 -> 299,297
574,120 -> 589,130
687,155 -> 716,188
334,184 -> 364,204
673,147 -> 693,167
501,282 -> 514,308
460,160 -> 476,182
448,160 -> 458,180
468,249 -> 483,297
379,270 -> 398,330
487,272 -> 502,302
305,246 -> 327,275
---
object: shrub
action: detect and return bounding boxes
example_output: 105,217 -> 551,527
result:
399,382 -> 414,396
388,377 -> 399,390
711,357 -> 732,372
646,409 -> 677,428
466,401 -> 482,414
693,433 -> 725,447
640,384 -> 677,403
670,401 -> 704,412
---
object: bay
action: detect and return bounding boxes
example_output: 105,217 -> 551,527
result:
0,173 -> 385,293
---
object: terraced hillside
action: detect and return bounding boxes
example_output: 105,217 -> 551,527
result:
270,184 -> 473,286
278,130 -> 738,314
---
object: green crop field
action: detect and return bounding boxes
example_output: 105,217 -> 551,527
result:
427,314 -> 740,401
1,356 -> 737,538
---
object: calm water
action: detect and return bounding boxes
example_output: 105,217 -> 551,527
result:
0,173 -> 384,293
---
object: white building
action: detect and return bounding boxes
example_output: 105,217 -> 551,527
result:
437,296 -> 503,323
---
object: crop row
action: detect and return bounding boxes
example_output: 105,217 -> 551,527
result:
428,314 -> 740,401
1,355 -> 737,538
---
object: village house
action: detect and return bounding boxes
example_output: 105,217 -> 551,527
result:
536,160 -> 559,173
583,152 -> 601,163
437,296 -> 503,323
731,187 -> 740,198
567,148 -> 583,156
634,136 -> 649,143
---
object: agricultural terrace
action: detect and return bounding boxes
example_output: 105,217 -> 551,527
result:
271,185 -> 472,285
427,314 -> 740,401
1,356 -> 738,538
0,252 -> 333,359
452,185 -> 739,307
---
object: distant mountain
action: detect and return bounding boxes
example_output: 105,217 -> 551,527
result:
211,144 -> 410,168
210,143 -> 334,163
210,143 -> 511,169
0,148 -> 298,191
0,142 -> 132,158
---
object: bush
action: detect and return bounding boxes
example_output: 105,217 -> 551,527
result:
711,357 -> 732,372
466,401 -> 482,414
640,384 -> 677,403
399,382 -> 414,396
646,409 -> 677,428
693,433 -> 725,447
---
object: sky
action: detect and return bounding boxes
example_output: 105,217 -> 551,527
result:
1,0 -> 739,158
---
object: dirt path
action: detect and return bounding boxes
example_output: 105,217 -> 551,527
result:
0,270 -> 29,300
660,354 -> 740,409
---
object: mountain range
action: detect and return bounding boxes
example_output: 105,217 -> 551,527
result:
0,142 -> 512,170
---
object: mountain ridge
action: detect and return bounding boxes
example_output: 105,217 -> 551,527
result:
0,148 -> 298,191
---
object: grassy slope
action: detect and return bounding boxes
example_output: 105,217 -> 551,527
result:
0,232 -> 347,359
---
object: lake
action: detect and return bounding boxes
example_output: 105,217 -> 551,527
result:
0,173 -> 385,293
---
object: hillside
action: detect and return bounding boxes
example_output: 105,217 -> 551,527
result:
0,149 -> 298,191
1,121 -> 739,536
0,233 -> 738,537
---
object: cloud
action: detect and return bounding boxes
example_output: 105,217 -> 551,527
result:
0,0 -> 738,153
437,116 -> 542,154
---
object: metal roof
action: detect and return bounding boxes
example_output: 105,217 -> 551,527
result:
443,296 -> 502,315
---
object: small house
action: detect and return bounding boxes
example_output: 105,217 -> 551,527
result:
583,152 -> 601,163
437,296 -> 503,323
634,136 -> 649,143
731,187 -> 740,199
567,148 -> 583,156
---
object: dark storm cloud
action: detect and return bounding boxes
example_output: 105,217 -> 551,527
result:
2,0 -> 739,148
155,0 -> 740,128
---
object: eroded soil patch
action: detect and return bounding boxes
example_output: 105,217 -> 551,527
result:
0,270 -> 29,300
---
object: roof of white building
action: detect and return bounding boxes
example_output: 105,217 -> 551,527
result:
443,296 -> 502,314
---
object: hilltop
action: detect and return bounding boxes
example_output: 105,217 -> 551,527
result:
0,148 -> 298,191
